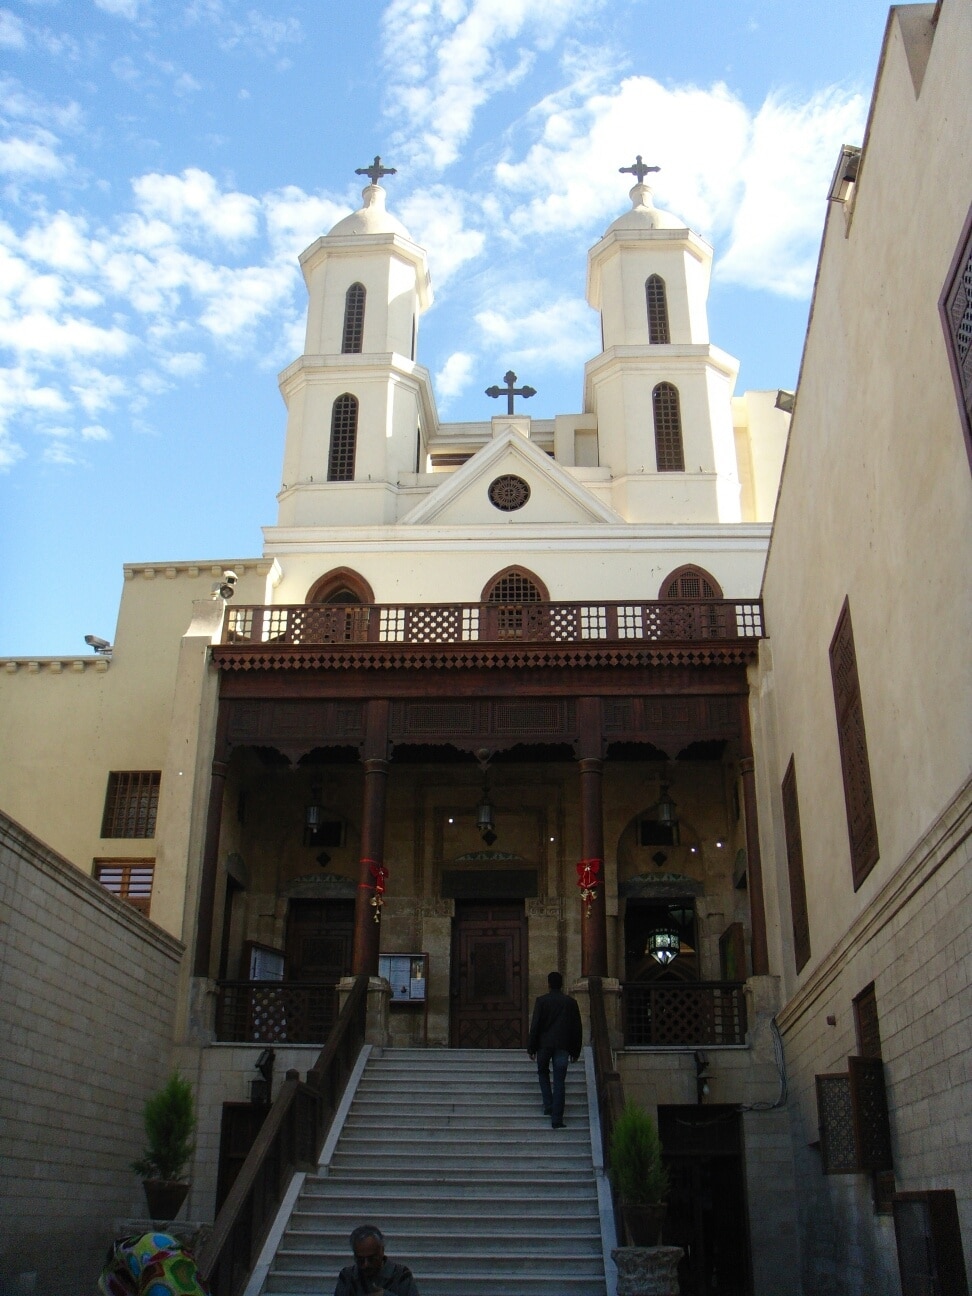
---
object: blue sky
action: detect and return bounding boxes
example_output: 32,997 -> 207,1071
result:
1,0 -> 891,656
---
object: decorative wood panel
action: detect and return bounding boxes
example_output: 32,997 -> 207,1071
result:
224,699 -> 365,753
830,600 -> 880,889
849,1056 -> 894,1173
781,756 -> 811,972
817,1072 -> 858,1173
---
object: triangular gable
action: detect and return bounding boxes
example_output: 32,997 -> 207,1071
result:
401,428 -> 621,526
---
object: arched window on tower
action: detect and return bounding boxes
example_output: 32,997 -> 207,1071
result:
342,283 -> 366,354
652,382 -> 685,472
327,394 -> 358,481
646,275 -> 670,344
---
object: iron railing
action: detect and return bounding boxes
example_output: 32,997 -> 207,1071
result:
214,981 -> 339,1044
198,974 -> 368,1296
622,981 -> 747,1047
222,598 -> 763,646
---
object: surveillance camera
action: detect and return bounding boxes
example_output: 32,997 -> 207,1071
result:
222,570 -> 238,586
212,569 -> 239,601
84,634 -> 112,654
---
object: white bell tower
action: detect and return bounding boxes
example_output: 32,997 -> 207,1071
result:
276,159 -> 435,528
585,162 -> 741,523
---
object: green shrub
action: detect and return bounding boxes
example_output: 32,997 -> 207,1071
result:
609,1101 -> 669,1204
131,1071 -> 196,1182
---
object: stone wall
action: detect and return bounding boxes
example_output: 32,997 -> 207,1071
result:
0,811 -> 183,1295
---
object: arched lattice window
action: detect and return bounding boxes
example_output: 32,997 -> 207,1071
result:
482,567 -> 548,639
306,568 -> 375,605
652,382 -> 685,472
342,283 -> 366,354
327,394 -> 358,481
483,568 -> 547,603
660,566 -> 722,600
646,275 -> 670,344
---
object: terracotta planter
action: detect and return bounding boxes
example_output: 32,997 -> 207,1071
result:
621,1200 -> 666,1247
142,1179 -> 190,1222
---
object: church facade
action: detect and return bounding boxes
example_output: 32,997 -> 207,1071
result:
1,2 -> 970,1292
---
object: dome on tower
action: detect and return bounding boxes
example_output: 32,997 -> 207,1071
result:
604,182 -> 684,234
327,183 -> 412,239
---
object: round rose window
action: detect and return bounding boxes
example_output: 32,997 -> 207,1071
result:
488,474 -> 531,512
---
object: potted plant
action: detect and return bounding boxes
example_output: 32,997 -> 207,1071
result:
609,1100 -> 669,1246
132,1071 -> 196,1222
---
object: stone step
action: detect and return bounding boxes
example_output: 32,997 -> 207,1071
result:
265,1274 -> 608,1296
300,1178 -> 599,1203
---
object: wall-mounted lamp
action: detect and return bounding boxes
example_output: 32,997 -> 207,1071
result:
475,748 -> 497,845
695,1050 -> 710,1104
251,1047 -> 275,1105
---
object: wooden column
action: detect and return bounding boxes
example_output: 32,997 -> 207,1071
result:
738,742 -> 769,976
194,705 -> 230,978
578,697 -> 608,978
352,699 -> 390,977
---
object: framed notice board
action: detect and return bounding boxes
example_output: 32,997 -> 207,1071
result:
379,954 -> 428,1003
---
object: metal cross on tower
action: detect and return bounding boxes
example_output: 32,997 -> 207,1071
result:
485,370 -> 537,416
355,155 -> 397,185
619,155 -> 660,184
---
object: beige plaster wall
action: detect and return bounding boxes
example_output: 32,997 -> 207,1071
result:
0,561 -> 267,938
0,811 -> 183,1295
753,1 -> 972,1288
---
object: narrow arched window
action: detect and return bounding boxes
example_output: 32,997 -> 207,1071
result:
483,567 -> 548,640
327,394 -> 358,481
646,275 -> 670,344
652,382 -> 684,472
342,283 -> 366,354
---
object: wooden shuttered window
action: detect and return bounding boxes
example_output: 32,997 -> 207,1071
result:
781,757 -> 811,972
939,202 -> 972,470
327,394 -> 358,482
94,859 -> 154,914
816,1056 -> 893,1175
829,599 -> 879,889
101,771 -> 160,838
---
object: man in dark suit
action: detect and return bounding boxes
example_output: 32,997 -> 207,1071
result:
527,971 -> 583,1129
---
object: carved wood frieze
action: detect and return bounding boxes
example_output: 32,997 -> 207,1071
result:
224,698 -> 365,755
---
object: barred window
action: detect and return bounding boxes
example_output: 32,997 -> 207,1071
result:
94,859 -> 154,914
646,275 -> 670,343
327,394 -> 358,482
652,382 -> 685,471
101,771 -> 161,838
782,756 -> 811,972
342,282 -> 366,354
830,599 -> 879,888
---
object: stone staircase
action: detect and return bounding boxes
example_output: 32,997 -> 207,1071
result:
261,1047 -> 611,1296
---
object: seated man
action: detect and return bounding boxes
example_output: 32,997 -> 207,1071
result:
335,1224 -> 419,1296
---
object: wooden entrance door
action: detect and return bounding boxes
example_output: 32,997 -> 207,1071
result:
450,901 -> 527,1048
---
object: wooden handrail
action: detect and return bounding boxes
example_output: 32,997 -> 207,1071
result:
198,974 -> 368,1296
588,976 -> 626,1242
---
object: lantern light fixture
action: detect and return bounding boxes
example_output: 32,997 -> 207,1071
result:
646,927 -> 680,965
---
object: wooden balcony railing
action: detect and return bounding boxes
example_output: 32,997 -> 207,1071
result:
198,974 -> 368,1296
214,981 -> 339,1045
222,598 -> 763,647
622,981 -> 747,1047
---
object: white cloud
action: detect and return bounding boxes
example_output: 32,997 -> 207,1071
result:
132,168 -> 261,244
475,289 -> 597,369
492,72 -> 866,296
94,0 -> 141,19
0,130 -> 65,177
436,350 -> 475,402
0,312 -> 131,359
398,187 -> 485,284
184,1 -> 303,56
80,422 -> 111,440
162,350 -> 205,378
22,211 -> 96,272
0,9 -> 26,48
381,0 -> 603,170
262,186 -> 348,260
